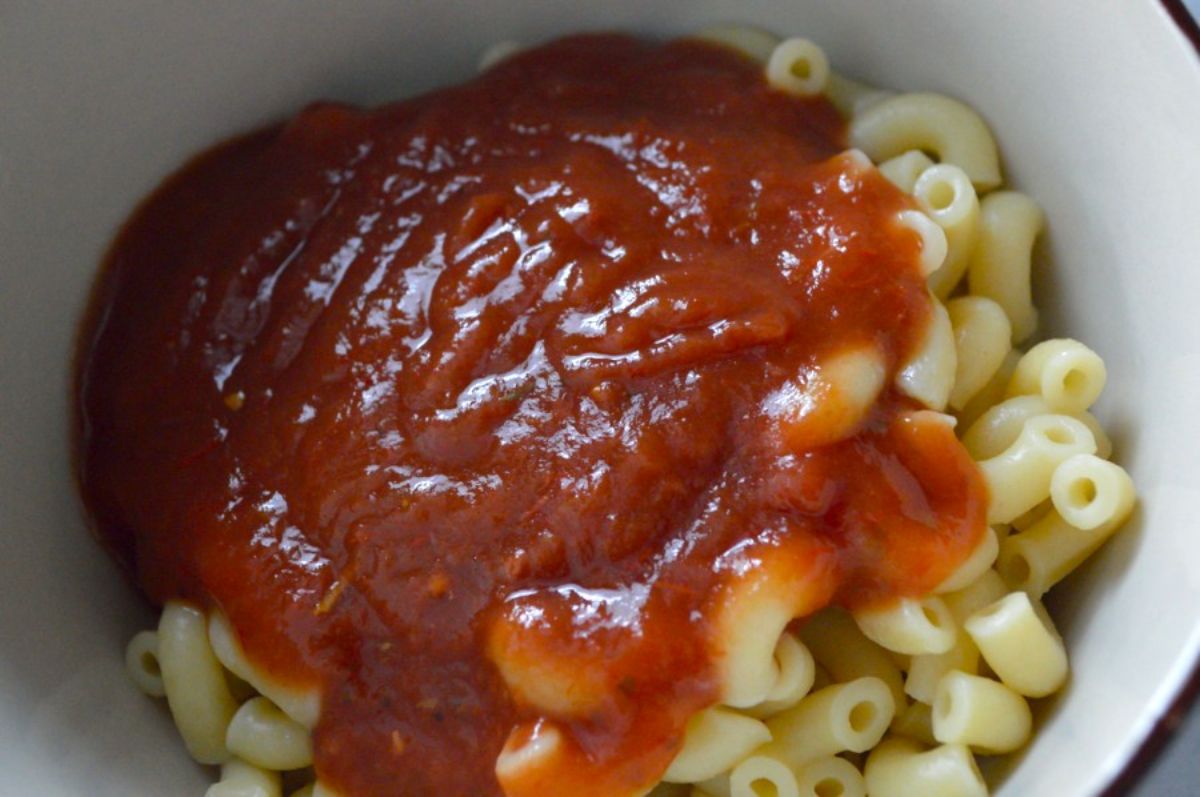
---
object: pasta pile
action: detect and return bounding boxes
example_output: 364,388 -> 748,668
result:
651,26 -> 1137,797
120,27 -> 1136,797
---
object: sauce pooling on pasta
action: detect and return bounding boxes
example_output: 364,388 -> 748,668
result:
77,35 -> 987,797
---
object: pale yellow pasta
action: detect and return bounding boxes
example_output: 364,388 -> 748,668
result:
729,755 -> 800,797
490,630 -> 608,716
824,72 -> 893,118
964,592 -> 1067,697
760,678 -> 894,770
125,629 -> 166,698
848,93 -> 1002,190
946,297 -> 1011,410
890,702 -> 936,746
1050,454 -> 1135,531
894,298 -> 955,411
905,633 -> 980,706
765,38 -> 830,97
977,413 -> 1096,524
209,611 -> 320,729
495,721 -> 567,790
1007,338 -> 1107,414
691,25 -> 780,64
204,758 -> 282,797
745,632 -> 816,718
942,569 -> 1008,625
159,601 -> 239,765
998,498 -> 1136,599
932,670 -> 1031,754
877,150 -> 934,193
933,526 -> 999,594
962,394 -> 1109,462
226,696 -> 314,771
895,210 -> 948,278
914,165 -> 980,299
712,551 -> 830,708
967,191 -> 1044,343
478,41 -> 521,72
663,708 -> 772,783
309,783 -> 341,797
962,395 -> 1051,460
863,739 -> 987,797
839,147 -> 874,173
798,608 -> 905,712
778,344 -> 887,450
955,349 -> 1019,430
852,596 -> 956,656
794,755 -> 866,797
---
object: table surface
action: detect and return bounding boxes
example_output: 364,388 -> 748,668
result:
1132,700 -> 1200,795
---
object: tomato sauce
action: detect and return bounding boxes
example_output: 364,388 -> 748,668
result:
75,34 -> 987,797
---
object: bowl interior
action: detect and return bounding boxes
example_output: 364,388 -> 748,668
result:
2,2 -> 1199,795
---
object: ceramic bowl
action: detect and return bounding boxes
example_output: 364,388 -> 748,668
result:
2,2 -> 1199,794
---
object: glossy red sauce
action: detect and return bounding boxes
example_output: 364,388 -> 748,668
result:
76,35 -> 987,797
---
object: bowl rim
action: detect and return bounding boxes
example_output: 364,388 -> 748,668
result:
1099,7 -> 1200,793
6,3 -> 1198,793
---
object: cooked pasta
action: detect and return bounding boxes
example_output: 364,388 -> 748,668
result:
823,71 -> 893,118
1007,338 -> 1107,414
933,526 -> 999,594
997,493 -> 1136,599
932,670 -> 1032,753
798,608 -> 906,712
852,596 -> 957,656
946,297 -> 1011,410
226,697 -> 314,771
967,192 -> 1044,343
690,25 -> 780,64
848,93 -> 1002,190
759,678 -> 895,770
663,708 -> 771,783
743,632 -> 817,719
894,298 -> 956,410
106,29 -> 1138,797
964,592 -> 1068,697
905,632 -> 981,706
915,165 -> 980,299
864,739 -> 987,797
977,414 -> 1097,524
124,629 -> 165,698
794,755 -> 867,797
159,601 -> 239,765
878,150 -> 935,194
941,569 -> 1009,625
205,758 -> 282,797
729,755 -> 800,797
765,38 -> 830,97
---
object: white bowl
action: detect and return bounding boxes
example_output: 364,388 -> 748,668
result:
2,2 -> 1199,795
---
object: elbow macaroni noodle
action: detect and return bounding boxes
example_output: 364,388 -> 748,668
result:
121,30 -> 1137,797
914,164 -> 980,299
